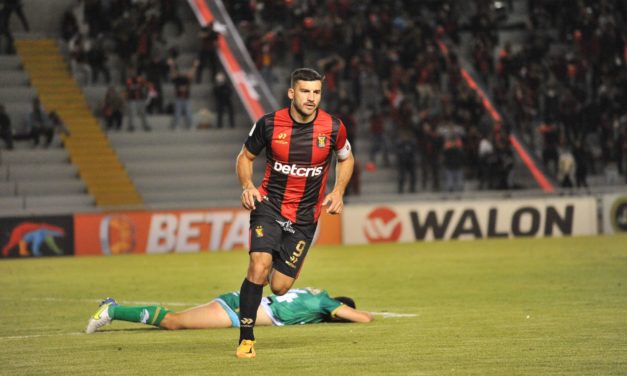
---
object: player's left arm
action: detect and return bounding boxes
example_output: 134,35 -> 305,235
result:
322,122 -> 354,214
333,305 -> 373,323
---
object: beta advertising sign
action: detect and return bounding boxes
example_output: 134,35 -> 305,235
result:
74,208 -> 341,256
342,197 -> 597,245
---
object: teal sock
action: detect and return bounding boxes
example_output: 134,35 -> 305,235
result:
109,305 -> 170,327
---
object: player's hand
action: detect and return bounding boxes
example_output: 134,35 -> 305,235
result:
241,187 -> 263,210
322,190 -> 343,215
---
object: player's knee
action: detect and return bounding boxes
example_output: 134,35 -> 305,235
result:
270,282 -> 290,296
247,260 -> 272,284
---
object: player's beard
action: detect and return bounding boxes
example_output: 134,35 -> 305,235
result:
292,100 -> 318,121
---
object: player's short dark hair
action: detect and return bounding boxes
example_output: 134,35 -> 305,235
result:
333,296 -> 356,309
290,68 -> 323,87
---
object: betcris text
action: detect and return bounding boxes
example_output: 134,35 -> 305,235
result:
273,161 -> 322,177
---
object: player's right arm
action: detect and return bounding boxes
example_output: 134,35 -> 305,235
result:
237,117 -> 268,210
333,305 -> 374,323
236,146 -> 262,210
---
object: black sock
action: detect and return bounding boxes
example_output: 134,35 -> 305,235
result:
239,278 -> 263,343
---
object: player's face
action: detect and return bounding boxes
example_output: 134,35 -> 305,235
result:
288,80 -> 322,122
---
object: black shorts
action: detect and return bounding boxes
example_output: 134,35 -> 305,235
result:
249,202 -> 317,278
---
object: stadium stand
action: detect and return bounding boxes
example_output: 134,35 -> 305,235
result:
15,39 -> 142,208
0,51 -> 97,216
1,0 -> 624,216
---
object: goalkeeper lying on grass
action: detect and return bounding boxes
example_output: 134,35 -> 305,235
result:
86,287 -> 373,333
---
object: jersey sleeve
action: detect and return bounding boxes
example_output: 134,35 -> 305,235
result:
319,291 -> 343,317
244,116 -> 267,156
334,120 -> 351,161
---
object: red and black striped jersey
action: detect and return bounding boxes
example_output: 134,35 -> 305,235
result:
244,108 -> 350,224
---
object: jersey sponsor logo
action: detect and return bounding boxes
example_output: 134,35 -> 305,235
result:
276,132 -> 288,144
273,161 -> 323,177
317,133 -> 326,148
364,207 -> 402,243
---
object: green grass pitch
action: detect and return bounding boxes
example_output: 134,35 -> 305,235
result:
1,235 -> 626,375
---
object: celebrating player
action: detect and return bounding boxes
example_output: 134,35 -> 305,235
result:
235,68 -> 354,358
85,287 -> 372,334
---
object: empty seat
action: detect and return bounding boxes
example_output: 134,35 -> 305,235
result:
24,194 -> 95,208
0,165 -> 7,181
1,149 -> 69,164
0,56 -> 22,70
0,195 -> 23,209
0,71 -> 29,86
116,144 -> 234,161
108,130 -> 212,146
16,180 -> 86,195
142,188 -> 240,203
133,175 -> 217,190
0,181 -> 16,195
0,87 -> 37,103
9,164 -> 78,180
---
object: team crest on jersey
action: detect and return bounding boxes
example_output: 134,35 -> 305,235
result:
255,225 -> 264,238
317,134 -> 327,148
276,132 -> 288,144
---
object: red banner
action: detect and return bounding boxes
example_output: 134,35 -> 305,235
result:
74,208 -> 341,256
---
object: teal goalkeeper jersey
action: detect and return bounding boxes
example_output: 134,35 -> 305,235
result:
266,288 -> 342,325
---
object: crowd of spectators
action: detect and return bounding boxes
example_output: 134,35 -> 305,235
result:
2,0 -> 625,190
60,0 -> 229,132
226,0 -> 626,192
467,0 -> 626,187
226,0 -> 516,193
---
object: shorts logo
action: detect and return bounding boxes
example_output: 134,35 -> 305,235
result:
276,132 -> 288,144
286,240 -> 306,269
317,134 -> 326,148
255,225 -> 264,238
275,219 -> 296,234
273,161 -> 323,177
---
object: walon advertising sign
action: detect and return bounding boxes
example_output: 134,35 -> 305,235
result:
602,194 -> 627,234
342,197 -> 597,245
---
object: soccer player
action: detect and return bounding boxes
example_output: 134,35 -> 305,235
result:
235,68 -> 354,358
85,287 -> 372,334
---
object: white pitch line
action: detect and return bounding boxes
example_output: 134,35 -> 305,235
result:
15,298 -> 420,316
0,332 -> 86,340
13,297 -> 196,307
0,311 -> 415,341
370,312 -> 418,318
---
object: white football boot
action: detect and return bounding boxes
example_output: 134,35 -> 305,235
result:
85,298 -> 117,334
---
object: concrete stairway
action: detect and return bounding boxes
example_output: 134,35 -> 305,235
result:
15,39 -> 143,209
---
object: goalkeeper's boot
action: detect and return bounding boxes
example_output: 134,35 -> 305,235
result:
85,297 -> 117,334
235,340 -> 256,359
